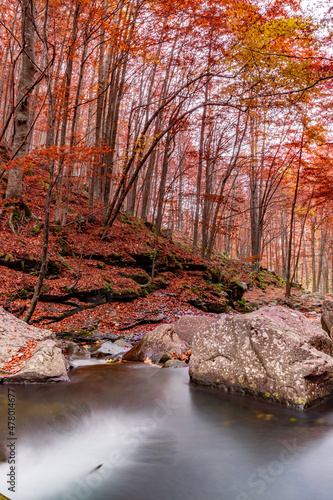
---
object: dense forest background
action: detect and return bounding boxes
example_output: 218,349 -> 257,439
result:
1,0 -> 333,299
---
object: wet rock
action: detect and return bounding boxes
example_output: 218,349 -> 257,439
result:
321,299 -> 333,335
114,339 -> 132,348
163,359 -> 187,368
189,306 -> 333,408
66,342 -> 80,356
89,331 -> 119,341
123,324 -> 187,363
123,333 -> 144,344
0,307 -> 68,383
90,341 -> 130,359
173,315 -> 216,346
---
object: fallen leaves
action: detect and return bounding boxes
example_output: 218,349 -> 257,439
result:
2,340 -> 38,375
171,349 -> 192,362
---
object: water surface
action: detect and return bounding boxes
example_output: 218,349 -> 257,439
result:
1,363 -> 333,500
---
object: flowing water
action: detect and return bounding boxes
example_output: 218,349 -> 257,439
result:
1,362 -> 333,500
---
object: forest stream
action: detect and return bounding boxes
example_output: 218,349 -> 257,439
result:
1,362 -> 333,500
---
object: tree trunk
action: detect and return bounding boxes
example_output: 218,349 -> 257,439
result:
6,0 -> 36,200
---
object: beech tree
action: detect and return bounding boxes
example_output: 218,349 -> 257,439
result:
6,0 -> 36,202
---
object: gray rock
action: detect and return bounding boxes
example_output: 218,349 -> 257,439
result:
66,342 -> 80,356
321,299 -> 333,335
163,359 -> 188,368
5,340 -> 68,383
0,307 -> 68,383
250,306 -> 333,356
237,301 -> 260,313
114,339 -> 132,348
173,315 -> 216,346
189,306 -> 333,408
312,293 -> 326,300
90,341 -> 130,359
89,331 -> 119,341
123,324 -> 187,363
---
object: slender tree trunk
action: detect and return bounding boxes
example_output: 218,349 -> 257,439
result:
285,135 -> 303,297
6,0 -> 36,201
24,0 -> 55,322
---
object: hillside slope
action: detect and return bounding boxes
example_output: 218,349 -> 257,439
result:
0,183 -> 286,342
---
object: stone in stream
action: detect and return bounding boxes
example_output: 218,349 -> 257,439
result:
0,307 -> 68,383
114,338 -> 132,348
189,306 -> 333,408
163,359 -> 188,368
123,324 -> 188,363
90,341 -> 131,359
321,299 -> 333,335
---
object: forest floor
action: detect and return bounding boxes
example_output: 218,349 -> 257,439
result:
0,171 -> 328,351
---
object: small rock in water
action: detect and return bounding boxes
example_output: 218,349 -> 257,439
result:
90,341 -> 131,359
114,339 -> 131,348
163,359 -> 187,368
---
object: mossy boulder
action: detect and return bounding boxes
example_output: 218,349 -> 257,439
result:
190,306 -> 333,408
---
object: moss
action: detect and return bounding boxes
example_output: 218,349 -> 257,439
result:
19,286 -> 29,298
57,237 -> 72,256
58,255 -> 73,270
120,288 -> 136,295
50,226 -> 63,235
31,225 -> 40,236
210,266 -> 223,283
237,297 -> 246,306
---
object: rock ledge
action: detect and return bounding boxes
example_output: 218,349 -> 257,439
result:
0,307 -> 68,383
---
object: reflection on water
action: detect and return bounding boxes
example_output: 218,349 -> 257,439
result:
1,363 -> 333,500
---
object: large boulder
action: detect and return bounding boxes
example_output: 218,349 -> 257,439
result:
0,307 -> 68,383
174,315 -> 216,346
250,306 -> 333,356
189,306 -> 333,408
123,324 -> 187,363
321,299 -> 333,335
